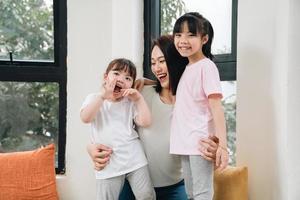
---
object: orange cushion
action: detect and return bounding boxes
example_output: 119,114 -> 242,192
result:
213,166 -> 248,200
0,144 -> 58,200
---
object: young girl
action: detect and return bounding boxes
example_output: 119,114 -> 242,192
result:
80,58 -> 155,200
170,12 -> 229,199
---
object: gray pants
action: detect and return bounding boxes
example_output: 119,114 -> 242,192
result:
181,155 -> 213,200
96,165 -> 155,200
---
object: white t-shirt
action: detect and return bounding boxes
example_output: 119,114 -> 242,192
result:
170,58 -> 222,155
139,86 -> 182,187
82,94 -> 148,179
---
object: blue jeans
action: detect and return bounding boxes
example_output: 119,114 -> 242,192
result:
119,179 -> 188,200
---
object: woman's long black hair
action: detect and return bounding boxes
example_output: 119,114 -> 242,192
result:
151,35 -> 188,95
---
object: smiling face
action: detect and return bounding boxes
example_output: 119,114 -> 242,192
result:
104,68 -> 134,100
174,21 -> 208,63
151,45 -> 170,89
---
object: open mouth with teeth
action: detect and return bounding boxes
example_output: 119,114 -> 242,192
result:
113,83 -> 123,93
178,46 -> 191,51
157,73 -> 168,82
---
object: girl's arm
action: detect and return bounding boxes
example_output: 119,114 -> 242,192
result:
81,79 -> 117,123
134,95 -> 152,127
208,94 -> 229,170
208,95 -> 227,148
122,88 -> 152,127
80,94 -> 104,123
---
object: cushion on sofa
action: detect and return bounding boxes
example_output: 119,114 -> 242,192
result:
213,166 -> 248,200
0,144 -> 58,200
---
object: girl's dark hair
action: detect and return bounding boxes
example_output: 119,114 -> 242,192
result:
105,58 -> 137,83
151,35 -> 188,95
173,12 -> 214,60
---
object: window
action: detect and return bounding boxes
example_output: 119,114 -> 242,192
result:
144,0 -> 237,165
0,0 -> 67,174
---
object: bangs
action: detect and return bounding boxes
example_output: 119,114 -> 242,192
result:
173,15 -> 202,35
106,58 -> 137,82
111,63 -> 136,80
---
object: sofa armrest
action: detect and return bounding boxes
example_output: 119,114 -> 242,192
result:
213,166 -> 248,200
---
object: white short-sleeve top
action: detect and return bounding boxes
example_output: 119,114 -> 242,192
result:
82,94 -> 147,179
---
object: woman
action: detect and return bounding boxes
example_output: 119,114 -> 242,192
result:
87,35 -> 219,200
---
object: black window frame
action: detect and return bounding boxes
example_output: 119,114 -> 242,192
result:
0,0 -> 67,174
144,0 -> 238,81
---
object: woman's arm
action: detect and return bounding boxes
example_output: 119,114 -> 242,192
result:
134,78 -> 156,91
144,78 -> 156,85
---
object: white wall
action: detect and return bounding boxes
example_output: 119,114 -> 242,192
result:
237,0 -> 300,199
56,1 -> 144,199
287,1 -> 300,199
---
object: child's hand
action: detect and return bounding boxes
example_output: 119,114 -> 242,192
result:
121,88 -> 142,102
215,146 -> 229,171
101,78 -> 117,100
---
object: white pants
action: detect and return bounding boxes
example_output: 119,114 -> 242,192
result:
96,165 -> 155,200
181,155 -> 213,200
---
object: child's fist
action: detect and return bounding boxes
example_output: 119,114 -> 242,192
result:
121,88 -> 141,102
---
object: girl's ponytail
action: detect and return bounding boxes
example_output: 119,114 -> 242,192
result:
203,20 -> 214,60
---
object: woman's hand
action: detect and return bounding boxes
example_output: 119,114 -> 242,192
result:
87,143 -> 112,171
198,135 -> 219,161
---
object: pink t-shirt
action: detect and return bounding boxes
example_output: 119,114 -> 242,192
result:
170,58 -> 222,155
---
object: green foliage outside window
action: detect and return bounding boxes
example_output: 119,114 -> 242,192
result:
0,82 -> 58,153
222,86 -> 236,166
160,0 -> 187,34
0,0 -> 58,154
0,0 -> 53,61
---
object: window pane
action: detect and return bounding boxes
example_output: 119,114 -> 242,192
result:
161,0 -> 232,54
221,81 -> 236,165
0,82 -> 59,166
0,0 -> 54,62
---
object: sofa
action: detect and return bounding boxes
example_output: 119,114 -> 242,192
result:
0,144 -> 248,200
